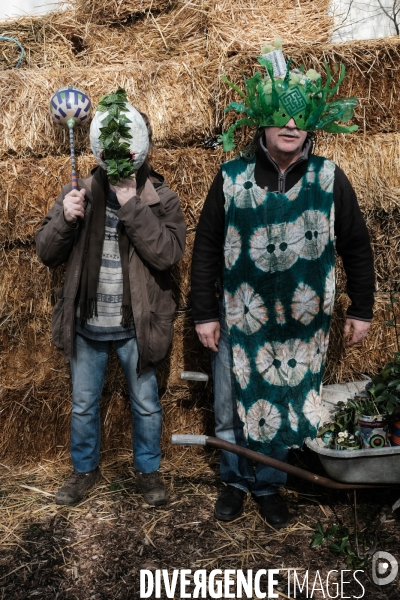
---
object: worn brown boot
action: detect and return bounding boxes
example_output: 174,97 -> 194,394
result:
137,471 -> 169,506
55,467 -> 101,505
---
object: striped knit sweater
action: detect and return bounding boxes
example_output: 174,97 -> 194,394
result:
76,190 -> 135,341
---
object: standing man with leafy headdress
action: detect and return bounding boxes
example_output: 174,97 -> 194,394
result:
36,88 -> 186,506
191,43 -> 374,527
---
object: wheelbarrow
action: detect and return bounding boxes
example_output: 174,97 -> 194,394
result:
174,372 -> 400,557
176,371 -> 400,490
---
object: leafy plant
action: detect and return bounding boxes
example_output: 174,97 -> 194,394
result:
310,521 -> 367,568
368,350 -> 400,416
96,87 -> 135,184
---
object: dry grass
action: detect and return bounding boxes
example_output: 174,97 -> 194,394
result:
81,2 -> 208,63
0,56 -> 216,158
315,133 -> 400,213
0,0 -> 331,71
0,147 -> 222,245
73,0 -> 174,24
206,0 -> 332,56
324,293 -> 398,385
0,156 -> 96,246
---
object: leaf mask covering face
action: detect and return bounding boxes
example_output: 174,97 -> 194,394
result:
90,87 -> 149,184
219,43 -> 359,152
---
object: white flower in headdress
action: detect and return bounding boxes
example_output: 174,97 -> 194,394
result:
309,329 -> 330,373
291,283 -> 320,325
293,210 -> 330,260
323,266 -> 335,315
249,221 -> 303,273
236,400 -> 249,439
224,226 -> 242,270
246,399 -> 281,443
230,164 -> 265,209
275,300 -> 286,324
256,338 -> 309,387
303,389 -> 329,428
232,345 -> 251,389
225,284 -> 268,335
318,159 -> 335,192
288,403 -> 299,432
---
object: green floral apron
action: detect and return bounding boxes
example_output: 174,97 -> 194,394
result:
222,155 -> 335,454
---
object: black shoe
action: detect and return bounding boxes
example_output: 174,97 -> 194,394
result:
254,493 -> 289,529
214,485 -> 247,521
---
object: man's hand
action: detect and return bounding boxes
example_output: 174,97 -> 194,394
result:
195,322 -> 221,352
63,189 -> 86,223
110,177 -> 137,206
344,318 -> 371,346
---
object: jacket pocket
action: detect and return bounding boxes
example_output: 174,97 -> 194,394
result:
148,307 -> 176,365
51,287 -> 65,350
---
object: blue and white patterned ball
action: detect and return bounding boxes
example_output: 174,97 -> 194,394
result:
50,87 -> 91,125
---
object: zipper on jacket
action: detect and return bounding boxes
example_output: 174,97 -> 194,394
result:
278,173 -> 285,193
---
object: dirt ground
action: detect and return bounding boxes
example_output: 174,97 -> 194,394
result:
1,448 -> 400,600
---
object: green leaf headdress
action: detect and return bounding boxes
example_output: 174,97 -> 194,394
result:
90,87 -> 149,184
220,42 -> 358,152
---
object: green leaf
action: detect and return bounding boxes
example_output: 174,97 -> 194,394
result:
310,534 -> 325,548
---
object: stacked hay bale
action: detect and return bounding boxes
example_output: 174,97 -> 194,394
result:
1,1 -> 399,461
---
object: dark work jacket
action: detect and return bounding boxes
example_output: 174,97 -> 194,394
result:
36,169 -> 186,373
191,137 -> 375,323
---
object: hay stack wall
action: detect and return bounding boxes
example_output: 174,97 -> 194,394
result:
1,1 -> 399,460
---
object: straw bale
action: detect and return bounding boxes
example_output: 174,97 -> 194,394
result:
0,147 -> 221,246
217,37 -> 400,139
81,0 -> 333,66
324,293 -> 398,385
0,247 -> 53,346
73,0 -> 174,25
207,0 -> 333,56
157,307 -> 210,390
0,155 -> 96,246
82,2 -> 207,62
0,9 -> 85,70
314,133 -> 400,213
334,208 -> 400,295
151,146 -> 223,231
363,210 -> 400,292
0,56 -> 216,159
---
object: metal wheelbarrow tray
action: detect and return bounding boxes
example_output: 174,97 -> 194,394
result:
305,437 -> 400,484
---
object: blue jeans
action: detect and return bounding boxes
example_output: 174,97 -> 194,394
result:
211,313 -> 288,497
70,334 -> 161,473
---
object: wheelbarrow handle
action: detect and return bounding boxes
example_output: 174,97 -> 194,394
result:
180,371 -> 209,382
172,435 -> 393,491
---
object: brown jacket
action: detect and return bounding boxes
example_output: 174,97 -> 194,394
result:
35,170 -> 186,373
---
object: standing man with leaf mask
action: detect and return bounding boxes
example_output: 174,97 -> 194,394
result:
36,88 -> 186,506
191,43 -> 374,527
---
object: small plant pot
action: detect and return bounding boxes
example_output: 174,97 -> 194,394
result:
357,415 -> 389,449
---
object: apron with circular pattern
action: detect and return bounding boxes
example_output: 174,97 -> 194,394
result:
222,154 -> 335,454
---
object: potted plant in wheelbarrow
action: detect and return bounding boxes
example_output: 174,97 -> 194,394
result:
305,352 -> 400,484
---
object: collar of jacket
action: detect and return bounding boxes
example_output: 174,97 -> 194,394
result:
138,178 -> 160,206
